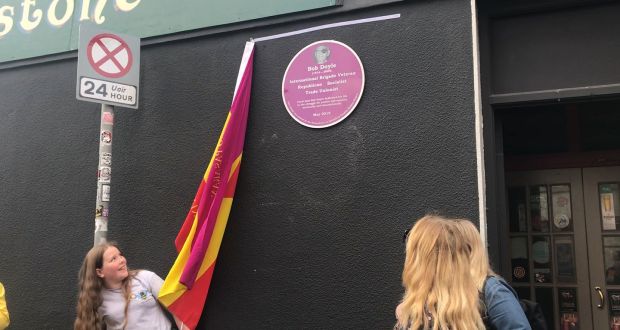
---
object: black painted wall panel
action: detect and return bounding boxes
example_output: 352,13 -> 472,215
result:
490,2 -> 620,94
0,1 -> 477,328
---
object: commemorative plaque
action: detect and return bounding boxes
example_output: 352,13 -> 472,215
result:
282,40 -> 365,128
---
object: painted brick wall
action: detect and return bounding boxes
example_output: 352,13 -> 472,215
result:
0,1 -> 477,328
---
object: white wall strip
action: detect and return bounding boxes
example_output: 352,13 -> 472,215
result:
252,14 -> 401,42
470,0 -> 487,245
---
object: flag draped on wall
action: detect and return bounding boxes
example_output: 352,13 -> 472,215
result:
158,41 -> 255,330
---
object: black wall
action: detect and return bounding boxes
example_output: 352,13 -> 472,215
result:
0,1 -> 478,328
490,2 -> 620,94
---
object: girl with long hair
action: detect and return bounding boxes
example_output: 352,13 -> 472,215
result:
395,215 -> 530,330
74,242 -> 174,330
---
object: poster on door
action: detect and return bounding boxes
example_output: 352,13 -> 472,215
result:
552,185 -> 572,231
602,192 -> 616,230
559,288 -> 579,330
609,290 -> 620,330
532,236 -> 551,283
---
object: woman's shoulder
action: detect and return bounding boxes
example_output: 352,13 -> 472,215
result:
485,275 -> 510,286
484,275 -> 518,299
485,275 -> 504,287
483,276 -> 532,329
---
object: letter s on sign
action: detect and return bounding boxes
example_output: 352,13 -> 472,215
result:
0,6 -> 14,38
115,0 -> 141,12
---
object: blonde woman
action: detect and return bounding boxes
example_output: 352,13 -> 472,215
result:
395,215 -> 530,330
75,243 -> 174,330
0,281 -> 9,330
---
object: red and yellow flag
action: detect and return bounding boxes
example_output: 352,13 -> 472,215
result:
158,41 -> 255,330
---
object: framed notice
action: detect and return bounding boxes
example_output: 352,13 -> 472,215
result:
282,40 -> 365,128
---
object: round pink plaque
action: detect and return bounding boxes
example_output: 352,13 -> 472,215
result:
282,40 -> 365,128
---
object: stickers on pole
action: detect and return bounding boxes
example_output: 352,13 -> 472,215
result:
76,24 -> 140,108
282,40 -> 365,128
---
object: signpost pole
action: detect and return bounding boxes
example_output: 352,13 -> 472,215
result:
94,104 -> 114,246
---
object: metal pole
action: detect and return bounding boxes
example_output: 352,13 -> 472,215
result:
94,104 -> 114,246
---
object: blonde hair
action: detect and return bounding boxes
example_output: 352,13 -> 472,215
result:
396,215 -> 494,330
74,243 -> 138,330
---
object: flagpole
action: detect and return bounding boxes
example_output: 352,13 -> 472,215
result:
94,104 -> 114,246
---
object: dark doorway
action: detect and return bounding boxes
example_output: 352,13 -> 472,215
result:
499,98 -> 620,171
498,98 -> 620,329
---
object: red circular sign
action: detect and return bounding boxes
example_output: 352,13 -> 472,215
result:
87,33 -> 133,78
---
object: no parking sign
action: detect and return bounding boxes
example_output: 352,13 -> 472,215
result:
77,25 -> 140,109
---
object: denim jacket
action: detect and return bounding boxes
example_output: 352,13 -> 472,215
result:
483,276 -> 531,330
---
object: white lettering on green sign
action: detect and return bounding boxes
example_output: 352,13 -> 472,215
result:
0,0 -> 338,63
0,0 -> 141,38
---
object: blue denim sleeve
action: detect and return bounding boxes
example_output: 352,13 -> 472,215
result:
484,277 -> 532,330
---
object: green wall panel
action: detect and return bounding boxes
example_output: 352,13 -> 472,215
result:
0,0 -> 338,62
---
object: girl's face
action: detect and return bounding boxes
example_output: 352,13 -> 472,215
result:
96,246 -> 129,288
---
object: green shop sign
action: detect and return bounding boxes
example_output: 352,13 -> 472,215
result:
0,0 -> 339,63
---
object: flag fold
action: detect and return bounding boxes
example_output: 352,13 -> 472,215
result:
158,41 -> 255,330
